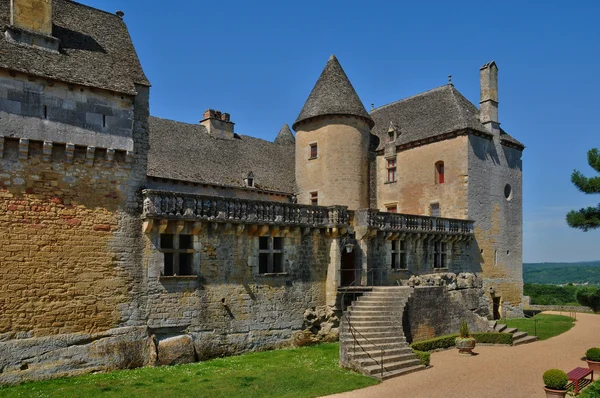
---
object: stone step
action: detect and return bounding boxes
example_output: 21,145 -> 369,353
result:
343,341 -> 406,351
513,335 -> 538,346
503,327 -> 518,334
352,336 -> 406,345
364,358 -> 422,375
348,310 -> 403,316
349,325 -> 403,333
343,330 -> 402,339
356,353 -> 417,367
494,323 -> 507,332
362,292 -> 410,298
488,320 -> 497,329
372,286 -> 412,291
379,365 -> 426,380
346,347 -> 413,360
512,331 -> 527,340
348,315 -> 401,322
351,304 -> 404,311
358,297 -> 407,302
350,320 -> 396,327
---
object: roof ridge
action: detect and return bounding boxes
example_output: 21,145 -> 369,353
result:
371,85 -> 450,113
65,0 -> 124,19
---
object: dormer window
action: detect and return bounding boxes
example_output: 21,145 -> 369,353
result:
244,172 -> 255,188
387,122 -> 399,142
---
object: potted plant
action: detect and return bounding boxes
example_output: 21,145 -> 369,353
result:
542,369 -> 569,398
455,319 -> 476,356
585,347 -> 600,373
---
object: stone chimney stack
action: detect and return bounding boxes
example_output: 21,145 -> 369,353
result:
200,109 -> 235,139
10,0 -> 52,36
480,61 -> 499,133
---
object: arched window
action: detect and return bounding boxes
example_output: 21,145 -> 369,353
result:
435,161 -> 444,184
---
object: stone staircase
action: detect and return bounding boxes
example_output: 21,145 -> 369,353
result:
340,286 -> 425,380
488,320 -> 539,345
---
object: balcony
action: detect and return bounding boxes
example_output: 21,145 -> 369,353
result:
142,189 -> 350,229
356,209 -> 474,237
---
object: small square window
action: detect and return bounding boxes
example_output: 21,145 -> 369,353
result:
160,234 -> 174,249
273,237 -> 283,251
386,205 -> 397,213
310,144 -> 318,159
310,192 -> 318,206
431,203 -> 440,217
258,236 -> 285,274
159,234 -> 195,277
179,235 -> 193,249
259,236 -> 269,250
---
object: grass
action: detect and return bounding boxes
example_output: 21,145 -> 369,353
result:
0,343 -> 378,398
502,314 -> 575,341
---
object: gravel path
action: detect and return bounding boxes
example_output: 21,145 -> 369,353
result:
325,312 -> 600,398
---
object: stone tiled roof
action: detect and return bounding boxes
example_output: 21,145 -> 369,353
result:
370,84 -> 523,150
148,117 -> 296,193
274,124 -> 295,145
0,0 -> 149,95
293,55 -> 374,130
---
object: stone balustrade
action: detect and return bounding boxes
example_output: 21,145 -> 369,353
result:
356,209 -> 474,236
142,189 -> 350,228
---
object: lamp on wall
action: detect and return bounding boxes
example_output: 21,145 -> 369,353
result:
340,235 -> 356,253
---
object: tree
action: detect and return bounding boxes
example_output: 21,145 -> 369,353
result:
566,148 -> 600,231
576,287 -> 600,313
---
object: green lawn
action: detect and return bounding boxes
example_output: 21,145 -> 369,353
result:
503,314 -> 575,340
0,343 -> 378,398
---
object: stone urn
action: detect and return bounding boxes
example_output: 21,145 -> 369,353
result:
542,387 -> 567,398
455,337 -> 476,356
587,359 -> 600,374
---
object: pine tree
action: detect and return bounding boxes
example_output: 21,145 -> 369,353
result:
566,148 -> 600,231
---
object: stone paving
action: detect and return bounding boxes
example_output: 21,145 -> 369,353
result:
326,312 -> 600,398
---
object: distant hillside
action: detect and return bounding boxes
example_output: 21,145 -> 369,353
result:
524,261 -> 600,285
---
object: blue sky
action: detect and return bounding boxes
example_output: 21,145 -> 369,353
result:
86,0 -> 600,263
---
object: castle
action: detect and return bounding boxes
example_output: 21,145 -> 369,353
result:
0,0 -> 524,383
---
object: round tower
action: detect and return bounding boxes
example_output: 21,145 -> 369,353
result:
292,55 -> 374,210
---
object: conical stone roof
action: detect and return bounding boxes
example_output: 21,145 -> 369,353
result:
274,124 -> 295,145
293,55 -> 374,130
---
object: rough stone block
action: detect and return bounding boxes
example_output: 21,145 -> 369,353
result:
157,335 -> 195,366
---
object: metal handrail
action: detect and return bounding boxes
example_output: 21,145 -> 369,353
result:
340,268 -> 388,378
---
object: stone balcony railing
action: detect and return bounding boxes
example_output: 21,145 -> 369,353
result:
356,209 -> 474,236
142,189 -> 350,228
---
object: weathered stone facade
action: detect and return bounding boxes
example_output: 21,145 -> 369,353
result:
0,0 -> 524,384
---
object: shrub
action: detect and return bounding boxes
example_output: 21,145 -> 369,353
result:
410,334 -> 458,351
543,369 -> 568,390
412,350 -> 430,366
472,332 -> 512,345
459,319 -> 470,338
586,347 -> 600,362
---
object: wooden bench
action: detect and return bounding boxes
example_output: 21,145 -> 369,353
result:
567,367 -> 593,394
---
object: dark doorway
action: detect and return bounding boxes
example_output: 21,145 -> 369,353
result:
340,250 -> 358,286
492,296 -> 502,320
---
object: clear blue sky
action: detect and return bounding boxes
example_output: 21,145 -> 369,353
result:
86,0 -> 599,263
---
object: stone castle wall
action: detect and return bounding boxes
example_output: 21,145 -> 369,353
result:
295,116 -> 370,210
468,134 -> 523,316
377,135 -> 469,219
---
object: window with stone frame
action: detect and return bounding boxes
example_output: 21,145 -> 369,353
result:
386,158 -> 397,182
435,161 -> 444,184
160,234 -> 194,276
430,202 -> 440,217
433,240 -> 448,269
310,191 -> 318,206
391,239 -> 407,270
258,236 -> 284,274
309,143 -> 318,159
386,204 -> 397,213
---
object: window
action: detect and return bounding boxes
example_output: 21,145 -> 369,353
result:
433,241 -> 447,269
431,202 -> 440,217
309,143 -> 318,159
386,159 -> 397,182
435,161 -> 444,184
310,191 -> 318,206
391,240 -> 407,270
258,236 -> 284,274
504,184 -> 512,200
244,171 -> 255,188
43,105 -> 48,119
160,234 -> 194,276
102,114 -> 107,128
385,204 -> 397,213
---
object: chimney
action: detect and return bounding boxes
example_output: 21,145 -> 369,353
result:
480,61 -> 499,133
10,0 -> 52,36
6,0 -> 59,52
200,109 -> 235,139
